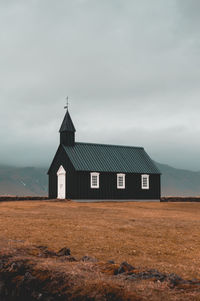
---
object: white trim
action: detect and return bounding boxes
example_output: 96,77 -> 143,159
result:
57,165 -> 66,199
57,165 -> 66,175
90,172 -> 100,189
117,173 -> 125,189
141,174 -> 149,190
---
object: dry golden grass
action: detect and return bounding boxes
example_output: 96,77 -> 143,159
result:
0,200 -> 200,279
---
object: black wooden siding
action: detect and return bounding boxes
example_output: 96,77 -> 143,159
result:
75,172 -> 160,200
60,132 -> 75,146
48,147 -> 160,200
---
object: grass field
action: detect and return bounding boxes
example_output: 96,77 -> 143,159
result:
0,200 -> 200,280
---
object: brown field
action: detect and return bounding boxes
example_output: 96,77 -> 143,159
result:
0,200 -> 200,281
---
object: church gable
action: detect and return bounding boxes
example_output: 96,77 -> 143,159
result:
47,144 -> 75,175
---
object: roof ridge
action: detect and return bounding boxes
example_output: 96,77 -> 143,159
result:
75,141 -> 144,149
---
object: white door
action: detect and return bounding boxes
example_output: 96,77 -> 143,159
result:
57,165 -> 66,199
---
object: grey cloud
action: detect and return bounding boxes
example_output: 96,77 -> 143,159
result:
0,0 -> 200,170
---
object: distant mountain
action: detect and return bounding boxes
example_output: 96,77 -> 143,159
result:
0,165 -> 47,196
156,162 -> 200,196
0,163 -> 200,197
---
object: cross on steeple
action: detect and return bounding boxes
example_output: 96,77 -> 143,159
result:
64,96 -> 69,110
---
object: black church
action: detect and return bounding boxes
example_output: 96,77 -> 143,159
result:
48,109 -> 161,201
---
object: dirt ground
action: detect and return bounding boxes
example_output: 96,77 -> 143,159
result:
0,200 -> 200,280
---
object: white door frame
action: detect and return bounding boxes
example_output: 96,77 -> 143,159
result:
57,165 -> 66,199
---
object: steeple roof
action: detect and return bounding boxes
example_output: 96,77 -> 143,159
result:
59,110 -> 76,133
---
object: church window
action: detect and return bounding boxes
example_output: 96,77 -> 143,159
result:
141,174 -> 149,189
90,172 -> 100,189
117,173 -> 125,189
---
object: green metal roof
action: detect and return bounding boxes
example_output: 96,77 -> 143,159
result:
63,142 -> 160,174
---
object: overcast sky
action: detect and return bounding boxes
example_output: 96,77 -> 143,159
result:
1,0 -> 200,170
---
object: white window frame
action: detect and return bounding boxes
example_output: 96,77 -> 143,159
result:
117,173 -> 125,189
141,174 -> 149,190
90,172 -> 100,189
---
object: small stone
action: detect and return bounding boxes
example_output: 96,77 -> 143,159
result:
107,260 -> 115,264
81,256 -> 98,262
36,246 -> 56,257
59,256 -> 77,262
168,273 -> 183,286
117,261 -> 135,274
57,247 -> 71,256
37,293 -> 43,300
24,272 -> 35,281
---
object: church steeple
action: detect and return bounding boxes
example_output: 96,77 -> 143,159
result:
59,109 -> 76,146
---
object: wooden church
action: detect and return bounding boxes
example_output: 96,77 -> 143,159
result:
48,109 -> 161,201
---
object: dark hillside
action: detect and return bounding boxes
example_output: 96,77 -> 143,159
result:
0,165 -> 47,196
156,162 -> 200,196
